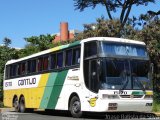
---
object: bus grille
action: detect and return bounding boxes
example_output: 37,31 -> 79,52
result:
120,95 -> 143,98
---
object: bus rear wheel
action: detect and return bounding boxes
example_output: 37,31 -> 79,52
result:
13,97 -> 19,112
19,97 -> 25,113
69,96 -> 82,118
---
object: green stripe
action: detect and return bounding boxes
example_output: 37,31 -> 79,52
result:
46,70 -> 68,109
60,44 -> 69,49
132,91 -> 144,95
40,72 -> 58,108
68,41 -> 80,47
59,41 -> 80,50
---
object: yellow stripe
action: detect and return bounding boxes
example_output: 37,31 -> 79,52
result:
145,91 -> 153,95
35,73 -> 49,107
3,73 -> 49,108
50,46 -> 60,52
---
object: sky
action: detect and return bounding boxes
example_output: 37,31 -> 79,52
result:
0,0 -> 159,48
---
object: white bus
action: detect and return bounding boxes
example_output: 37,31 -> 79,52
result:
3,37 -> 153,118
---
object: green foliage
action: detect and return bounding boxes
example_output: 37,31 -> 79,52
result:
18,34 -> 55,57
0,39 -> 19,102
75,17 -> 136,39
74,0 -> 155,27
3,37 -> 11,47
152,101 -> 160,112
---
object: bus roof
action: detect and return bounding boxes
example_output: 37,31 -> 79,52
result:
6,37 -> 145,65
81,37 -> 145,45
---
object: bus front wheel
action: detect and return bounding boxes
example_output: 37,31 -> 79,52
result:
69,96 -> 82,118
19,97 -> 25,113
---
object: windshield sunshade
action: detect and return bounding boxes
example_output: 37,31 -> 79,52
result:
101,42 -> 148,57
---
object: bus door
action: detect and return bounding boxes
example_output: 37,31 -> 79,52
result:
84,59 -> 99,108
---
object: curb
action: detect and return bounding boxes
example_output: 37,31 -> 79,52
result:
0,108 -> 45,113
0,108 -> 14,113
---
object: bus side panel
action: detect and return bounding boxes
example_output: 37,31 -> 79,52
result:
53,69 -> 88,111
3,73 -> 49,108
4,90 -> 14,107
39,70 -> 68,109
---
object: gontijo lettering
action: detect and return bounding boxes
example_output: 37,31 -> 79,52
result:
18,78 -> 36,86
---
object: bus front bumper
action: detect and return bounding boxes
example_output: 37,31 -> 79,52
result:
98,99 -> 153,112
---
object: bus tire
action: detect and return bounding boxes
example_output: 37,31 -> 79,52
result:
13,97 -> 19,112
69,96 -> 82,118
19,96 -> 25,113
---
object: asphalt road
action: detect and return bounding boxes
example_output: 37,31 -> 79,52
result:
0,111 -> 158,120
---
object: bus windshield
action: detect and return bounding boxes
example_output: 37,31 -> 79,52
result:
100,59 -> 152,90
100,42 -> 148,58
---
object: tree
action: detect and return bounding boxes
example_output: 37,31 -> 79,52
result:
75,17 -> 136,39
18,34 -> 55,57
3,37 -> 11,47
74,0 -> 155,28
0,38 -> 19,103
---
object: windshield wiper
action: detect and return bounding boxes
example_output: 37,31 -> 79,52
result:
120,71 -> 129,90
132,74 -> 145,91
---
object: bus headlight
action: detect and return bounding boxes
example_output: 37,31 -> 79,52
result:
144,95 -> 153,99
102,94 -> 119,99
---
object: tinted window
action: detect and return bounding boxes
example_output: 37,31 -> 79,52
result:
5,65 -> 10,79
84,42 -> 97,58
57,52 -> 63,68
43,56 -> 49,71
17,63 -> 21,76
131,60 -> 149,77
106,60 -> 125,77
31,60 -> 37,72
50,54 -> 56,69
28,60 -> 37,73
66,49 -> 72,66
21,62 -> 26,75
73,48 -> 80,65
27,61 -> 31,73
10,64 -> 17,77
38,57 -> 43,71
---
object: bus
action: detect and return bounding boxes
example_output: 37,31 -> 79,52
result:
3,37 -> 153,118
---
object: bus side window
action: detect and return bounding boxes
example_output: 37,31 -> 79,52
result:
17,63 -> 21,76
21,62 -> 26,75
10,65 -> 13,77
84,42 -> 97,58
27,61 -> 31,74
43,56 -> 49,71
57,52 -> 63,68
31,59 -> 37,73
38,57 -> 43,72
9,64 -> 17,77
65,49 -> 72,66
12,64 -> 17,77
73,47 -> 80,65
5,65 -> 10,79
50,54 -> 56,69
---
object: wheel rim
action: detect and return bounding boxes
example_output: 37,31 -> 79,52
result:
20,100 -> 25,112
14,98 -> 19,111
72,101 -> 80,113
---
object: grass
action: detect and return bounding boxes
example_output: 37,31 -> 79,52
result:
152,101 -> 160,112
0,101 -> 4,108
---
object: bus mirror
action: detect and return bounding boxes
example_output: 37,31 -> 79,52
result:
150,63 -> 154,74
97,60 -> 102,75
